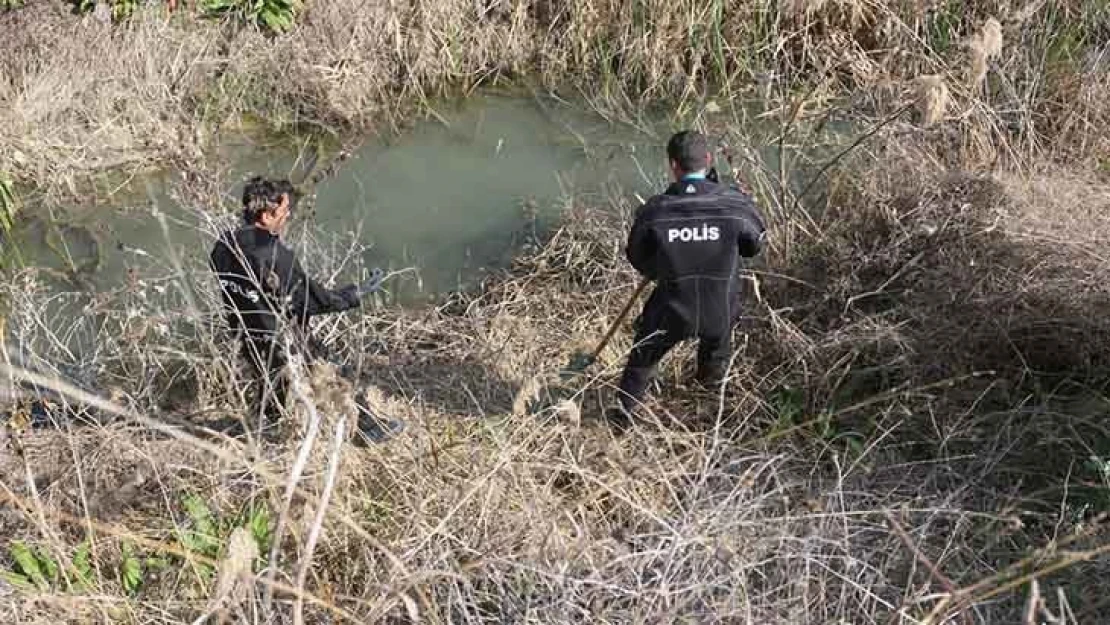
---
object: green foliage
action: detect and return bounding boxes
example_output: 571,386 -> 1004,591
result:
176,493 -> 220,582
770,384 -> 804,426
362,499 -> 394,531
173,493 -> 274,586
0,175 -> 24,270
119,540 -> 143,595
244,502 -> 273,555
3,541 -> 53,591
201,0 -> 302,34
69,0 -> 141,22
0,175 -> 16,236
0,0 -> 23,11
924,0 -> 964,54
111,0 -> 140,21
71,542 -> 94,589
180,493 -> 220,556
769,384 -> 868,459
1,540 -> 95,592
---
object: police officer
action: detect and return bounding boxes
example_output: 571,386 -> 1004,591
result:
613,130 -> 766,424
209,176 -> 394,440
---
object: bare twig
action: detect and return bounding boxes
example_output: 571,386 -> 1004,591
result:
884,510 -> 969,625
293,413 -> 348,625
263,349 -> 325,613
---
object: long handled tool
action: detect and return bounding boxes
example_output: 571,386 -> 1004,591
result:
561,277 -> 650,377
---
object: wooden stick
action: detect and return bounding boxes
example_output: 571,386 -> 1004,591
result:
883,509 -> 971,625
588,278 -> 649,362
263,350 -> 324,613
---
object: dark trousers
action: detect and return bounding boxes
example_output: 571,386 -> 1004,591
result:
240,332 -> 357,422
616,321 -> 731,412
235,332 -> 403,444
241,338 -> 290,423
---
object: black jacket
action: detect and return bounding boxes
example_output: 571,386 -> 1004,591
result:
627,178 -> 766,337
209,226 -> 361,343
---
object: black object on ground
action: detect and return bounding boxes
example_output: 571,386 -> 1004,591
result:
352,403 -> 405,446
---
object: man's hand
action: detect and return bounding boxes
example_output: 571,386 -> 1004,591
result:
356,268 -> 386,298
717,143 -> 753,195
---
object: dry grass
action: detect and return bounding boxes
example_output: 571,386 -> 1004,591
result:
0,3 -> 214,199
914,74 -> 950,127
1,127 -> 1110,622
967,18 -> 1004,88
2,0 -> 1109,196
1,0 -> 1110,623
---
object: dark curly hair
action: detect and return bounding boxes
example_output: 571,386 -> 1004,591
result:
241,176 -> 295,224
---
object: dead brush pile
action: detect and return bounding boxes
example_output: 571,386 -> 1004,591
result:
774,137 -> 1110,385
0,4 -> 214,198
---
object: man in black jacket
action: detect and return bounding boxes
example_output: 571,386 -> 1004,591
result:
614,130 -> 766,423
209,176 -> 391,439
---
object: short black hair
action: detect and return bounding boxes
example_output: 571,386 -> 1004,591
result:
241,176 -> 294,224
666,130 -> 710,173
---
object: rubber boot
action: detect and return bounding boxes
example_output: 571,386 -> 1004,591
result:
353,403 -> 405,446
605,404 -> 637,433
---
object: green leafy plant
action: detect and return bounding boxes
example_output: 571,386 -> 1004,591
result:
1,0 -> 23,11
244,502 -> 273,555
181,493 -> 220,553
119,540 -> 143,595
114,539 -> 166,595
769,384 -> 868,459
201,0 -> 302,34
2,541 -> 54,591
770,384 -> 805,431
1,540 -> 94,592
174,493 -> 274,584
176,493 -> 221,582
69,0 -> 140,22
110,0 -> 140,21
71,542 -> 94,589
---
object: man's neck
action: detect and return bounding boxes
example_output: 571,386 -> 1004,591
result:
249,223 -> 280,238
678,170 -> 707,181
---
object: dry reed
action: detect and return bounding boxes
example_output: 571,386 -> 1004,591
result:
2,0 -> 1108,196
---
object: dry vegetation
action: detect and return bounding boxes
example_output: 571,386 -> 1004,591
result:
2,0 -> 1110,623
2,0 -> 1108,193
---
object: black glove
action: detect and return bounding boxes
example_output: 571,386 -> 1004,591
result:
356,268 -> 386,298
